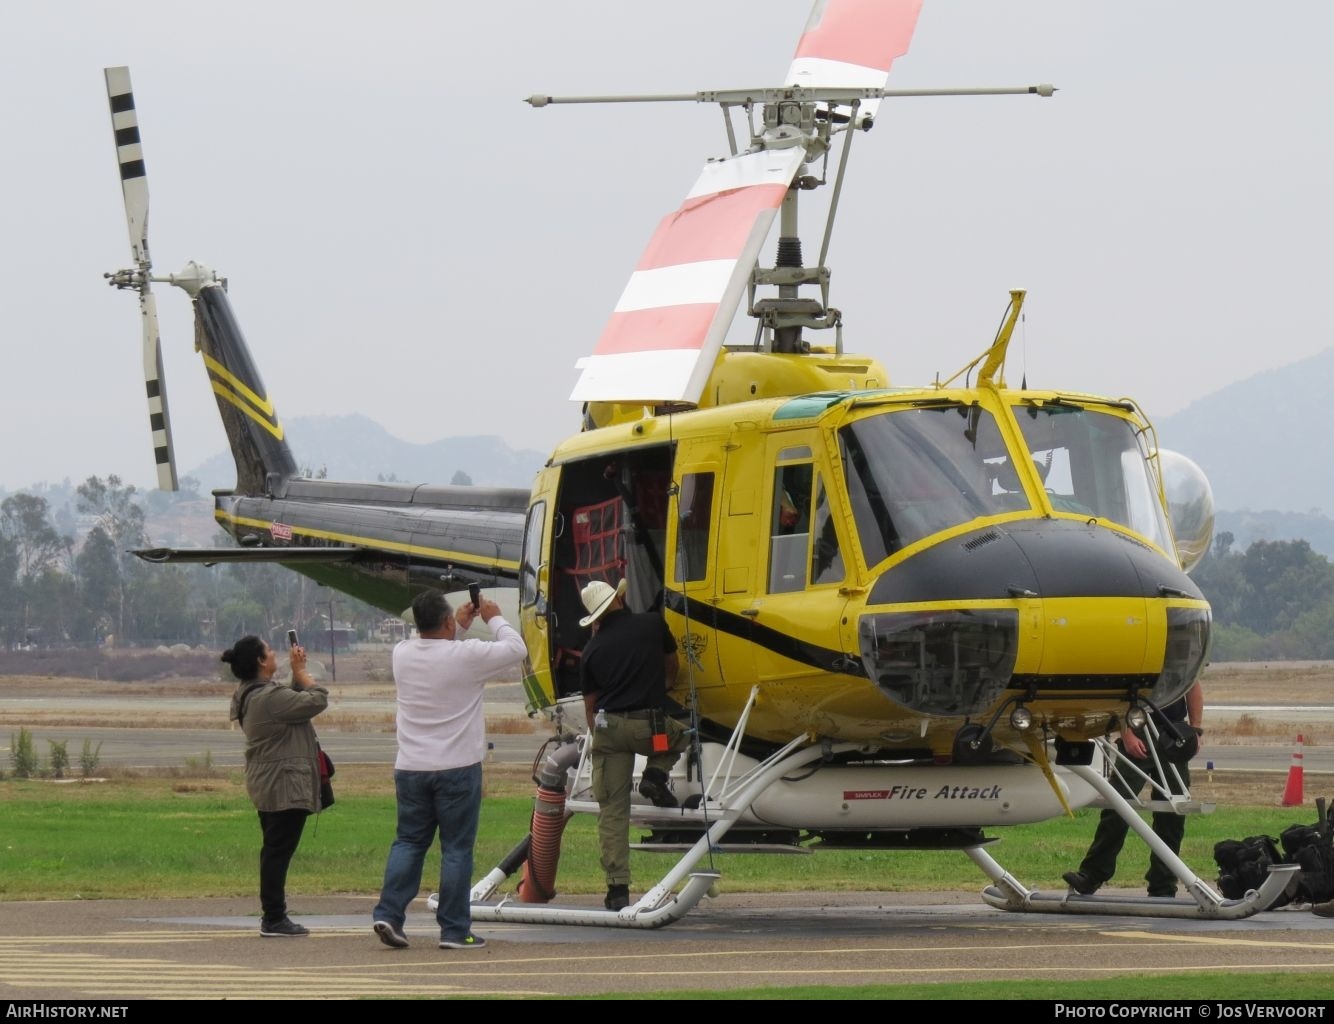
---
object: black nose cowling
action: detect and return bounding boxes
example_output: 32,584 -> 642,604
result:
858,519 -> 1209,718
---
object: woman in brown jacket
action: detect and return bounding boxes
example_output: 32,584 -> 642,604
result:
224,635 -> 328,937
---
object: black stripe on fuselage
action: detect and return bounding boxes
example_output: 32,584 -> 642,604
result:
114,125 -> 140,148
108,92 -> 135,114
868,519 -> 1203,606
662,589 -> 865,678
119,159 -> 146,180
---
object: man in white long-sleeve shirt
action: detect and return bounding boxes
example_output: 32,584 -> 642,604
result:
372,588 -> 526,951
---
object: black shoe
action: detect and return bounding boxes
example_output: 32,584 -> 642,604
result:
1312,900 -> 1334,918
639,767 -> 678,808
373,920 -> 409,948
604,884 -> 630,911
1062,870 -> 1100,896
260,917 -> 309,937
439,934 -> 487,950
1148,889 -> 1177,899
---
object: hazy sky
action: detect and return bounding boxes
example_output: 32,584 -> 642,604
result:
3,1 -> 1331,492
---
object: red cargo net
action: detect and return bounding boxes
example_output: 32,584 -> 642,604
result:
568,497 -> 625,589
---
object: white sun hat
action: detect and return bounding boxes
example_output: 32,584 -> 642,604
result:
579,578 -> 628,627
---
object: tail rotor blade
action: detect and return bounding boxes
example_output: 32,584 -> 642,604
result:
105,65 -> 178,491
141,288 -> 178,491
105,66 -> 150,266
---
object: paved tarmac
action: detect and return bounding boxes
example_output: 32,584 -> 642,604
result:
3,891 -> 1333,1000
6,682 -> 1334,1000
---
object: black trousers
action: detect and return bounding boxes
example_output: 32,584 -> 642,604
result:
257,808 -> 309,923
1078,741 -> 1192,896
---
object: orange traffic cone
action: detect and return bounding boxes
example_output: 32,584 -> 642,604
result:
1281,734 -> 1305,807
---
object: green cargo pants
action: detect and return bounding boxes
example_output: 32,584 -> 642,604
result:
590,712 -> 688,886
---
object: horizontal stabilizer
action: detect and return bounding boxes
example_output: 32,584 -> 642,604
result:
134,545 -> 360,565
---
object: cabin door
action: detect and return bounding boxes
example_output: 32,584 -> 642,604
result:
716,427 -> 854,690
520,465 -> 561,704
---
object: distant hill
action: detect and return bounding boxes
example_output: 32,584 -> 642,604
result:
188,413 -> 548,491
1155,346 -> 1334,517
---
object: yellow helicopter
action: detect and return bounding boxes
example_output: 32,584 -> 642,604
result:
106,0 -> 1291,925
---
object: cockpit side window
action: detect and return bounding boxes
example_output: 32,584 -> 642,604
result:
768,458 -> 812,593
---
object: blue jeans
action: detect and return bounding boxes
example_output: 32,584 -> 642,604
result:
373,763 -> 482,942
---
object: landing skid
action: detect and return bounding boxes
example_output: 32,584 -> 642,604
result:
465,731 -> 840,930
973,761 -> 1299,919
469,870 -> 721,929
458,700 -> 1295,928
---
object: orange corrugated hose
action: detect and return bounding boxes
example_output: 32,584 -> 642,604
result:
518,782 -> 571,902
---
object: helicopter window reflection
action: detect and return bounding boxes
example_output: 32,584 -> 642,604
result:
839,405 -> 1021,564
769,461 -> 813,593
673,472 -> 715,584
1013,404 -> 1173,551
810,473 -> 844,585
520,500 -> 546,608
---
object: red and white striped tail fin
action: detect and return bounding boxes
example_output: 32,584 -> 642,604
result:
569,145 -> 806,406
786,0 -> 923,126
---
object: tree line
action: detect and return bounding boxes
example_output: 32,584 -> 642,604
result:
0,476 -> 392,651
4,477 -> 1334,660
1190,531 -> 1334,661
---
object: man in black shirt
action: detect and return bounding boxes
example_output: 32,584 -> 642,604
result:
578,578 -> 689,911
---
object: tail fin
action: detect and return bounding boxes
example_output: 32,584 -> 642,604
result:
102,67 -> 296,498
191,277 -> 298,495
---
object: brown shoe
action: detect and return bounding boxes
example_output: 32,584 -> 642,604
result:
1312,900 -> 1334,918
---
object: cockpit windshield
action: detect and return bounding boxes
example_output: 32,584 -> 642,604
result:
838,401 -> 1176,567
839,405 -> 1027,565
1012,402 -> 1173,553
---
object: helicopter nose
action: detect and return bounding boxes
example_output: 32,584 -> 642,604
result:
857,519 -> 1210,718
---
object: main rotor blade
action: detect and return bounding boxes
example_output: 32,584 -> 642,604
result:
141,288 -> 178,491
787,0 -> 923,126
570,145 -> 806,406
105,66 -> 149,267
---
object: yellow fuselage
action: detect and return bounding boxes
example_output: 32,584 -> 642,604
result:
521,351 -> 1210,758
